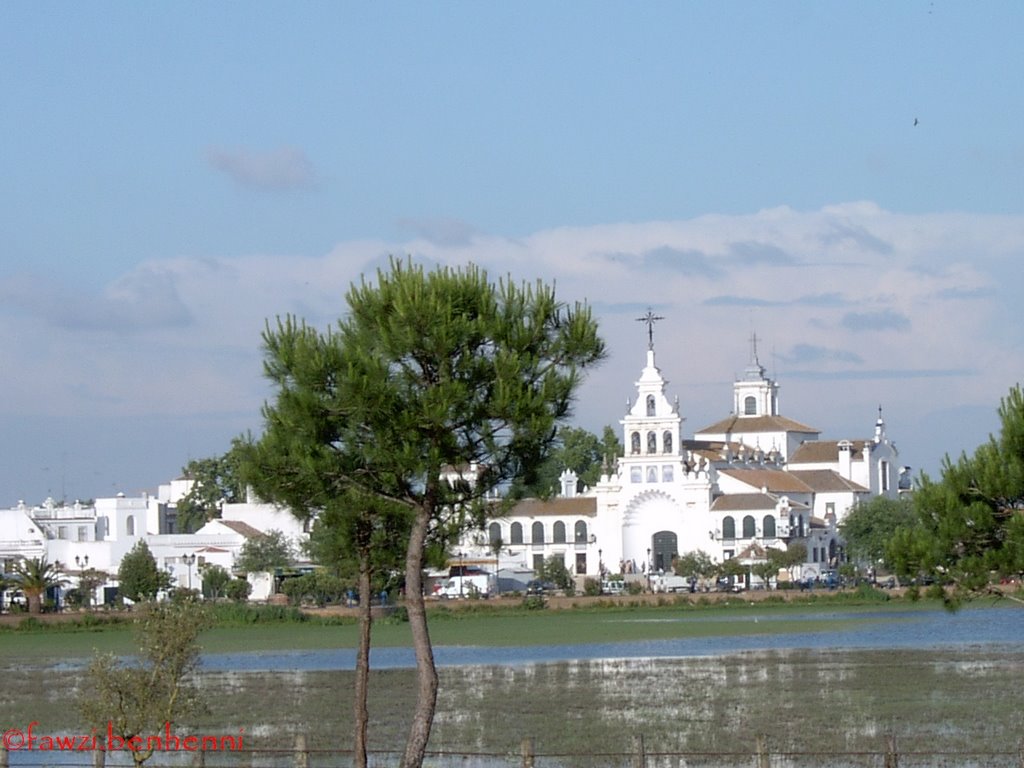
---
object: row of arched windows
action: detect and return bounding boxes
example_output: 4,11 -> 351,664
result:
489,520 -> 588,546
721,515 -> 777,540
630,430 -> 673,455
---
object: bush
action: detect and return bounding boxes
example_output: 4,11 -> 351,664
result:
925,583 -> 946,601
201,565 -> 232,599
279,571 -> 350,607
521,595 -> 547,610
382,606 -> 409,623
209,602 -> 308,625
280,575 -> 311,605
852,582 -> 890,602
582,577 -> 601,597
626,581 -> 644,595
170,588 -> 201,604
224,579 -> 252,602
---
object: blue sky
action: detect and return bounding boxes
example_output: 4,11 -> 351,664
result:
1,2 -> 1022,504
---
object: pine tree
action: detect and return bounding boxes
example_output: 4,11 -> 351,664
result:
892,385 -> 1024,603
244,259 -> 604,768
118,541 -> 169,603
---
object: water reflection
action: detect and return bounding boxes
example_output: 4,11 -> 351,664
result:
203,605 -> 1024,672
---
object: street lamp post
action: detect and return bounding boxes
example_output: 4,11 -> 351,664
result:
458,551 -> 464,598
183,553 -> 197,591
646,548 -> 652,592
75,555 -> 90,609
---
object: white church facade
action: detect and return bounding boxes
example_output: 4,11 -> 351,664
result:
2,325 -> 907,603
476,329 -> 906,588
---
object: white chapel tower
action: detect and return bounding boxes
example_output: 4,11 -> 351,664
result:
591,311 -> 716,575
733,333 -> 780,418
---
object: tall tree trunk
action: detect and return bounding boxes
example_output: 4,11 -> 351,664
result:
400,507 -> 438,768
353,552 -> 373,768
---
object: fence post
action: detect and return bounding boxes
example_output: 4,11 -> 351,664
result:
631,733 -> 646,768
756,734 -> 770,768
520,737 -> 535,768
92,737 -> 105,768
884,733 -> 899,768
294,733 -> 309,768
1018,737 -> 1024,768
1,742 -> 8,768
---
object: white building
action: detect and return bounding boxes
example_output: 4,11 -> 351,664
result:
2,328 -> 906,602
476,331 -> 905,588
1,480 -> 307,607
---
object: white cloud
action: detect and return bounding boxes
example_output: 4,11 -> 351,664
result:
2,203 -> 1022,485
840,309 -> 912,333
205,146 -> 317,190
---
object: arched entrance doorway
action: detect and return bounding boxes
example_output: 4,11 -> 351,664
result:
651,530 -> 678,573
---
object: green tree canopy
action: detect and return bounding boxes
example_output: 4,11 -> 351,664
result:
303,490 -> 411,589
517,425 -> 623,497
243,259 -> 604,768
234,529 -> 293,574
538,554 -> 574,590
176,447 -> 246,533
76,567 -> 107,608
673,550 -> 716,580
200,564 -> 232,599
890,385 -> 1024,602
718,556 -> 748,581
224,578 -> 251,601
117,541 -> 169,603
839,495 -> 917,570
767,541 -> 808,572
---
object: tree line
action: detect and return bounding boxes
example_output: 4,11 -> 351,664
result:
841,385 -> 1024,605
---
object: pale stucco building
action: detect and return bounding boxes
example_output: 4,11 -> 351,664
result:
475,331 -> 905,588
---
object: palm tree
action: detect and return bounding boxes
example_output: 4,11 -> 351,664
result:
13,556 -> 68,614
0,570 -> 14,613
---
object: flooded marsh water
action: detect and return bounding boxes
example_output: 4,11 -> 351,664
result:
3,604 -> 1023,765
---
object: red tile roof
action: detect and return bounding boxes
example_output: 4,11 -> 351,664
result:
696,414 -> 820,435
504,497 -> 597,518
719,468 -> 814,493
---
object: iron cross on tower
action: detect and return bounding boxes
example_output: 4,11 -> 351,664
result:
636,309 -> 665,350
749,330 -> 761,364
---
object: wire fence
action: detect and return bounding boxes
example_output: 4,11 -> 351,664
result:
6,734 -> 1024,768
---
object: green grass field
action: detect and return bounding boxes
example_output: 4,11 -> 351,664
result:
0,592 -> 933,659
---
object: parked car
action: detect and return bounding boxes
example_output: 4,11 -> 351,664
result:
651,574 -> 690,593
601,579 -> 625,595
525,580 -> 557,596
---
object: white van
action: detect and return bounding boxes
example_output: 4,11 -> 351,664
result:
437,573 -> 491,598
601,579 -> 625,595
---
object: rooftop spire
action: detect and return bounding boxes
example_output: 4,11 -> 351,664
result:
636,308 -> 664,351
